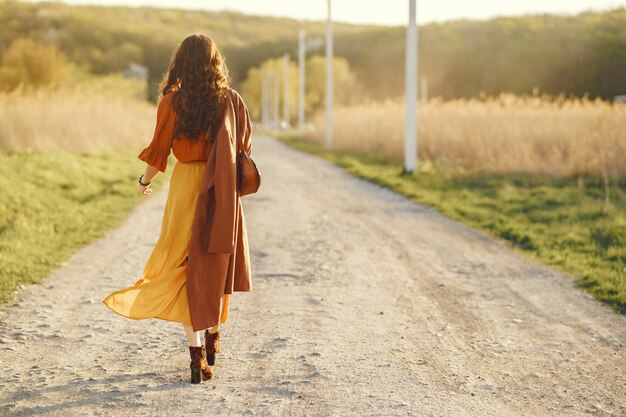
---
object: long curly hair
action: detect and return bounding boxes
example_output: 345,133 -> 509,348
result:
158,34 -> 230,142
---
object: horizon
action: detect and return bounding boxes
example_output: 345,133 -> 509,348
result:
50,0 -> 626,26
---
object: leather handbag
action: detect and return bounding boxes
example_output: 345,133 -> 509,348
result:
205,93 -> 261,196
236,131 -> 261,196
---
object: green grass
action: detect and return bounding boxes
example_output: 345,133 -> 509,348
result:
0,149 -> 171,304
277,134 -> 626,314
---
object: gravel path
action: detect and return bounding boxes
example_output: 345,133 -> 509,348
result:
0,135 -> 624,417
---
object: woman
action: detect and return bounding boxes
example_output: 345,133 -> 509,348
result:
102,34 -> 253,384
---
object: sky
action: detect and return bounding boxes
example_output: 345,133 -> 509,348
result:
58,0 -> 626,25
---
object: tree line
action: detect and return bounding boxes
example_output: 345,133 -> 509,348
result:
1,2 -> 624,101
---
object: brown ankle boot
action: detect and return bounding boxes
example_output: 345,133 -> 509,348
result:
204,330 -> 221,366
189,346 -> 214,383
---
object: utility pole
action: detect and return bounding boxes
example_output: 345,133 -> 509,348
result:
283,53 -> 290,128
404,0 -> 418,173
298,30 -> 306,135
266,72 -> 273,129
325,0 -> 333,149
262,73 -> 269,127
273,68 -> 280,129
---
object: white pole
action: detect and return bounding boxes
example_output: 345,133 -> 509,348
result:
273,68 -> 280,130
266,73 -> 271,127
404,0 -> 418,173
262,74 -> 268,127
298,30 -> 306,135
261,74 -> 265,126
265,73 -> 273,129
283,53 -> 290,128
325,0 -> 333,149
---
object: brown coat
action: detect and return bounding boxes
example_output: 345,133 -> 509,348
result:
186,87 -> 253,331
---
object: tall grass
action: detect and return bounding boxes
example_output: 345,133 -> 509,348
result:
308,94 -> 626,178
293,92 -> 626,313
0,87 -> 167,304
0,86 -> 154,151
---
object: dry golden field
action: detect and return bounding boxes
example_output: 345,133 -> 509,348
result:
308,94 -> 626,178
0,87 -> 154,151
0,86 -> 165,306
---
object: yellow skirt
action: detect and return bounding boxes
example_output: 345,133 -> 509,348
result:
102,160 -> 229,327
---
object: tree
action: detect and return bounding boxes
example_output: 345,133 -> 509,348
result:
305,55 -> 361,115
240,55 -> 362,121
0,38 -> 67,91
240,57 -> 298,122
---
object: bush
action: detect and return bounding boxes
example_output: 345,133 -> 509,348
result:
0,38 -> 67,91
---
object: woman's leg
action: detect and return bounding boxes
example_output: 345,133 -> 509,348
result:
185,324 -> 213,382
185,295 -> 224,342
183,324 -> 202,347
207,295 -> 225,334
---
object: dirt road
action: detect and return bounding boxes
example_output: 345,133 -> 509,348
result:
0,135 -> 624,417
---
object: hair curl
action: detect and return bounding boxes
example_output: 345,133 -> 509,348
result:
159,34 -> 230,142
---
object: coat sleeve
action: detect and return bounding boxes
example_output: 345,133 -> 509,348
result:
237,95 -> 253,155
206,105 -> 238,254
138,94 -> 174,173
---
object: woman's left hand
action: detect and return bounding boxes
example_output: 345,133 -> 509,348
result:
139,165 -> 158,196
139,184 -> 153,195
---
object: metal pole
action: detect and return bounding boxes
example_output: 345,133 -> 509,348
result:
283,53 -> 290,128
325,0 -> 333,149
262,74 -> 268,127
265,74 -> 271,127
298,30 -> 306,135
266,72 -> 270,128
266,72 -> 272,128
404,0 -> 418,172
273,68 -> 280,130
